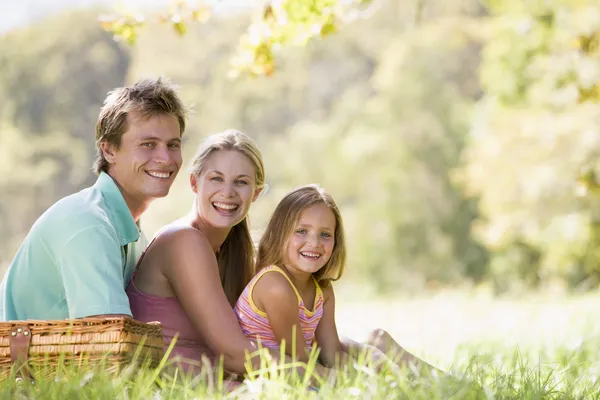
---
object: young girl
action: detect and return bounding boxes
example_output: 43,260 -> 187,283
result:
234,184 -> 347,368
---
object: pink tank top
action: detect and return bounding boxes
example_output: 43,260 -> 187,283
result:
233,265 -> 324,350
126,237 -> 215,371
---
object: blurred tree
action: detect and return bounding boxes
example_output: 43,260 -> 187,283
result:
0,10 -> 130,268
99,0 -> 377,77
236,0 -> 490,292
462,0 -> 600,291
1,0 -> 496,293
115,0 -> 491,292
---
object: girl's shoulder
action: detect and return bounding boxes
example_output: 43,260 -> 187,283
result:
252,265 -> 291,288
252,266 -> 301,302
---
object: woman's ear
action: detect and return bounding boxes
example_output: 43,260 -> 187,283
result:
252,187 -> 263,202
100,141 -> 117,164
190,174 -> 198,193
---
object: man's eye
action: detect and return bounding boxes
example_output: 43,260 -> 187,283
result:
168,143 -> 181,149
142,142 -> 154,148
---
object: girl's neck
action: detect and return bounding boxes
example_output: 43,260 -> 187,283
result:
186,210 -> 231,253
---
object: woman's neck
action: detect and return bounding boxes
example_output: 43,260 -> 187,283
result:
186,211 -> 231,253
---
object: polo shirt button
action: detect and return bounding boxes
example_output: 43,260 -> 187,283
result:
121,238 -> 127,244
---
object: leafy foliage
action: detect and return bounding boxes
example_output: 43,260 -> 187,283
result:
99,0 -> 376,77
4,0 -> 600,293
0,10 -> 130,267
461,0 -> 600,291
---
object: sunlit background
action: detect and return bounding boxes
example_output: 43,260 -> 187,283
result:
2,0 -> 600,371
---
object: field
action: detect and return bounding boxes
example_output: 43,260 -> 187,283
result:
1,290 -> 598,399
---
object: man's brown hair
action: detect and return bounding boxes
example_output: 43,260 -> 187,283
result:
94,77 -> 187,174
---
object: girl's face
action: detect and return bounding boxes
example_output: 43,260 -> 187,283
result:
191,149 -> 260,229
283,204 -> 336,277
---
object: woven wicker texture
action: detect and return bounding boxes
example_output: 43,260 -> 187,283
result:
0,317 -> 164,380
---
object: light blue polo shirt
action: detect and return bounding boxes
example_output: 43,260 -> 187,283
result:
0,172 -> 148,320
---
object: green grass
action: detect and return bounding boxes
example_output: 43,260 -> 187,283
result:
2,291 -> 599,399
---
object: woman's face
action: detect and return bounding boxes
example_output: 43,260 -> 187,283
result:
192,149 -> 260,229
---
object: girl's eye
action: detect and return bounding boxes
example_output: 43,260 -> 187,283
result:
296,229 -> 307,234
321,232 -> 332,238
211,176 -> 223,182
235,180 -> 249,185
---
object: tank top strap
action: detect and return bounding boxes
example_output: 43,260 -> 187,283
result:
133,226 -> 168,275
311,276 -> 323,302
252,265 -> 303,306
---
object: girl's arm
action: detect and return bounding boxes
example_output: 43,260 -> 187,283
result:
314,284 -> 346,368
253,271 -> 334,379
162,228 -> 263,374
253,271 -> 312,362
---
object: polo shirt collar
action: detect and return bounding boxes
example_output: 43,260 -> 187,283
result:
94,172 -> 140,244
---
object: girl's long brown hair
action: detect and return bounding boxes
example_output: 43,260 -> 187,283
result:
256,184 -> 346,288
190,129 -> 265,306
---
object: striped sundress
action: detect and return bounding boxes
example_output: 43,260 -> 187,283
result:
233,265 -> 324,350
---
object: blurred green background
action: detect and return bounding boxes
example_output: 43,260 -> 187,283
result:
2,0 -> 600,299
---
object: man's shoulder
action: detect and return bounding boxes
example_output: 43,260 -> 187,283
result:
34,185 -> 117,240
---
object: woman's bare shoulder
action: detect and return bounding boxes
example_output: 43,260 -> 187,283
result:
152,222 -> 209,248
152,223 -> 215,271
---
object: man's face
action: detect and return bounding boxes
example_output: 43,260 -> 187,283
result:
102,112 -> 182,212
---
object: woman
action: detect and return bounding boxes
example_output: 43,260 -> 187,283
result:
127,129 -> 428,377
127,129 -> 267,375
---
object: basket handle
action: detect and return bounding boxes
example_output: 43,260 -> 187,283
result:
10,326 -> 32,380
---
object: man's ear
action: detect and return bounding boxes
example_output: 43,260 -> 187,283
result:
100,141 -> 117,164
252,187 -> 263,202
190,174 -> 198,193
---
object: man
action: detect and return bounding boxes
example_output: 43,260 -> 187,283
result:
0,77 -> 186,320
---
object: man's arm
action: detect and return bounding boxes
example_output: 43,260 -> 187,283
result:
89,314 -> 131,318
58,225 -> 132,319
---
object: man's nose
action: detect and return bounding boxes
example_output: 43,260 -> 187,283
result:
154,144 -> 171,164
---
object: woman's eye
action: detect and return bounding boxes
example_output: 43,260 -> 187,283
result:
321,232 -> 332,238
235,180 -> 249,185
211,176 -> 223,182
296,229 -> 306,234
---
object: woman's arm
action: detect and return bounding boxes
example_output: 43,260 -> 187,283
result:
162,228 -> 260,374
314,285 -> 346,368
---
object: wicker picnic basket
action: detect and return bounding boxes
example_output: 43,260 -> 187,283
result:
0,317 -> 164,381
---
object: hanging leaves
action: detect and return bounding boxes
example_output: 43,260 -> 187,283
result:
99,0 -> 374,77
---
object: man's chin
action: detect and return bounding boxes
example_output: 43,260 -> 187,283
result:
145,187 -> 173,200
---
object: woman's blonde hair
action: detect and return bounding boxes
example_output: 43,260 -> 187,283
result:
190,129 -> 265,306
256,184 -> 346,287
